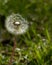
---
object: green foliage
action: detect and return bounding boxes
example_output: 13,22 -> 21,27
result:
0,0 -> 52,65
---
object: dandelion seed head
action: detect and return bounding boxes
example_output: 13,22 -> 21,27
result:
5,13 -> 29,35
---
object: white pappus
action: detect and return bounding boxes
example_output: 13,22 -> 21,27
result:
5,13 -> 29,35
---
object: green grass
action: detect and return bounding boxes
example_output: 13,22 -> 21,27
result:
0,0 -> 52,65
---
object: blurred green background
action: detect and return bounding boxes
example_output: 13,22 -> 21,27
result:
0,0 -> 52,65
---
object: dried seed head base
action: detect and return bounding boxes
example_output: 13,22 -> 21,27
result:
5,13 -> 29,35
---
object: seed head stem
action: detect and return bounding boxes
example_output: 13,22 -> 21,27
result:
8,37 -> 16,65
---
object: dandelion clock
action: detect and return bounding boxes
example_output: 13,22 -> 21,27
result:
5,13 -> 29,35
5,13 -> 29,65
